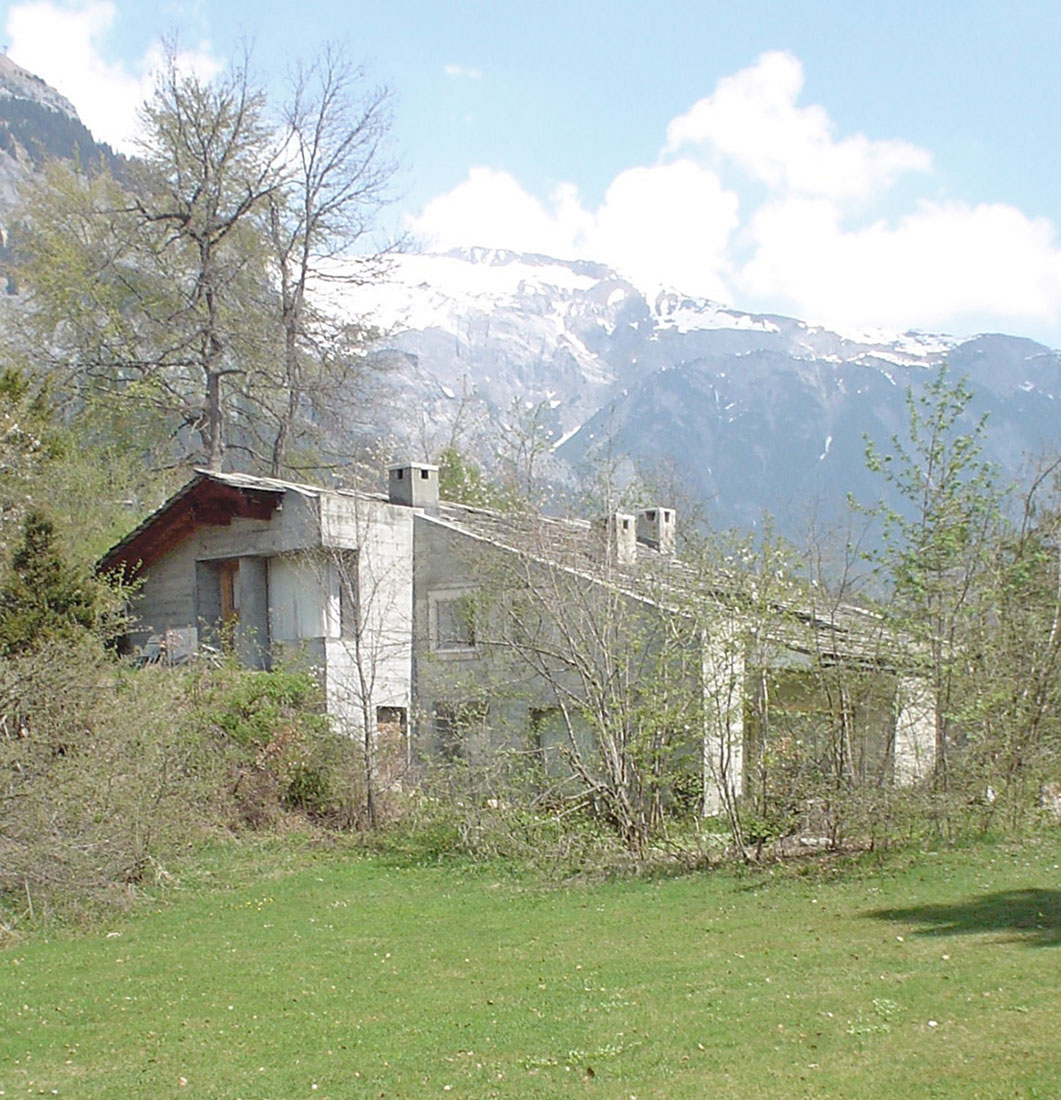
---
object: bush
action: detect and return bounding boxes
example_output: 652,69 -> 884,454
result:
0,509 -> 112,656
0,642 -> 228,932
0,651 -> 354,935
201,665 -> 363,826
371,752 -> 725,880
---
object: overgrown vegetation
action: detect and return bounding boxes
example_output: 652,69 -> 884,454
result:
0,614 -> 359,932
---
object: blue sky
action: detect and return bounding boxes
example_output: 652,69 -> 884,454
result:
4,0 -> 1061,346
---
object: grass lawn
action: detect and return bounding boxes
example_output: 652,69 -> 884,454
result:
1,832 -> 1059,1099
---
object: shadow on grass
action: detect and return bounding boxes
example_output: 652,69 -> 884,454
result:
868,888 -> 1061,948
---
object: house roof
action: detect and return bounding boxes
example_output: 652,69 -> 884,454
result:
98,470 -> 293,577
99,468 -> 894,666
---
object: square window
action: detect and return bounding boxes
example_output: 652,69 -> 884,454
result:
431,592 -> 477,652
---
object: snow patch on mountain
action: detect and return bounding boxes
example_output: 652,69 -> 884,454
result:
652,289 -> 782,335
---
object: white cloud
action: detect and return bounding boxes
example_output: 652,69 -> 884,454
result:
411,50 -> 1061,340
741,197 -> 1061,335
666,50 -> 931,203
410,166 -> 585,259
590,161 -> 738,301
444,64 -> 482,80
4,0 -> 221,153
410,161 -> 739,303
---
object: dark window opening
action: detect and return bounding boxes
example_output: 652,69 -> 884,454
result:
337,550 -> 358,639
376,705 -> 408,784
434,595 -> 476,650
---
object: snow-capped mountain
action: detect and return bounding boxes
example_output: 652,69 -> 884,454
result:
360,248 -> 1061,535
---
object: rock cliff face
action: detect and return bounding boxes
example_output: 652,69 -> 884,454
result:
0,54 -> 79,118
0,54 -> 118,271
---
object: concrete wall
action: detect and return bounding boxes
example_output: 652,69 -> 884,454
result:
128,493 -> 322,661
411,518 -> 496,756
318,495 -> 415,740
702,626 -> 745,816
410,518 -> 563,760
128,537 -> 199,652
894,675 -> 937,784
235,556 -> 269,668
409,515 -> 718,810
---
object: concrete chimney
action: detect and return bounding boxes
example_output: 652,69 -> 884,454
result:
594,512 -> 637,566
636,507 -> 676,554
388,462 -> 439,508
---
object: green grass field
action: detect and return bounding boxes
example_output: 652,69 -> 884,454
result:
2,833 -> 1059,1099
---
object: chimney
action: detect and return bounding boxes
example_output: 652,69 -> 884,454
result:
636,507 -> 676,554
594,512 -> 637,566
388,462 -> 439,508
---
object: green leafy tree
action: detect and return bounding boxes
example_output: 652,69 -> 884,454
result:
963,461 -> 1061,818
0,367 -> 53,554
13,55 -> 276,472
0,510 -> 100,655
437,446 -> 514,510
13,45 -> 397,476
862,367 -> 1004,791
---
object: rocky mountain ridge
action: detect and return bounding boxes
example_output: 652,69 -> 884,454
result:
359,248 -> 1061,535
0,53 -> 79,118
0,54 -> 118,265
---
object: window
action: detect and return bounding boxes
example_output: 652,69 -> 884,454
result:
744,667 -> 896,794
376,706 -> 408,784
529,706 -> 565,777
430,590 -> 477,652
268,556 -> 327,642
529,705 -> 595,778
433,700 -> 487,761
336,550 -> 358,639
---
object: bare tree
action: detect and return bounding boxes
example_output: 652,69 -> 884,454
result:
263,46 -> 398,476
458,515 -> 720,855
13,44 -> 398,477
132,46 -> 281,469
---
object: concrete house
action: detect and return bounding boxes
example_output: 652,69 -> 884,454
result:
101,464 -> 936,811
